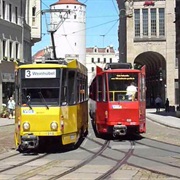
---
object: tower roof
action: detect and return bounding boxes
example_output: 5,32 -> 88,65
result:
51,0 -> 84,6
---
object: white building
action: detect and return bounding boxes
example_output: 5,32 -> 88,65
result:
0,0 -> 41,108
49,0 -> 86,65
86,46 -> 118,85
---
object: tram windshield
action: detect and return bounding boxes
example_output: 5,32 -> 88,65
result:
21,78 -> 60,106
108,72 -> 138,101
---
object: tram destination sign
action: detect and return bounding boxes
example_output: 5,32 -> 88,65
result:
24,69 -> 56,78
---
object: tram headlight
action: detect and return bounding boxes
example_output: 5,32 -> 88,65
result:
51,122 -> 58,130
23,122 -> 30,130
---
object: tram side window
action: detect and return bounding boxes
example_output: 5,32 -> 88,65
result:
67,70 -> 76,105
80,76 -> 84,102
81,76 -> 86,101
89,78 -> 97,100
85,76 -> 88,100
77,77 -> 80,103
78,74 -> 86,102
61,70 -> 67,105
103,74 -> 107,102
97,76 -> 103,101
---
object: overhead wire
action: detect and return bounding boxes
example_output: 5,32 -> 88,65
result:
39,0 -> 119,48
111,0 -> 119,15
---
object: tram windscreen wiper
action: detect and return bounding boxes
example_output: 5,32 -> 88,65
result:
26,94 -> 32,109
38,91 -> 49,109
22,92 -> 32,109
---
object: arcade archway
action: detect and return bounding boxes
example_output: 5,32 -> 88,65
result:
134,51 -> 166,107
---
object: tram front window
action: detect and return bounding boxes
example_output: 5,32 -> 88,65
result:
108,73 -> 138,101
21,79 -> 60,106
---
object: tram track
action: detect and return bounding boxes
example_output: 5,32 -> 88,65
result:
0,153 -> 49,173
1,135 -> 180,179
0,151 -> 19,161
87,136 -> 180,179
48,138 -> 135,180
128,139 -> 180,178
48,140 -> 110,180
96,141 -> 135,180
12,140 -> 110,180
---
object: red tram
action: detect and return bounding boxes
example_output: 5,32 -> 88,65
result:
89,63 -> 146,137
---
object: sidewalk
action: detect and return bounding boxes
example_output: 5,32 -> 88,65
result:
146,108 -> 180,130
0,118 -> 14,127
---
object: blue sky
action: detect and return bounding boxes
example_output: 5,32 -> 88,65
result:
32,0 -> 119,55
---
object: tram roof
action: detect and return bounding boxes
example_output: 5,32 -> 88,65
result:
18,63 -> 67,69
18,59 -> 87,75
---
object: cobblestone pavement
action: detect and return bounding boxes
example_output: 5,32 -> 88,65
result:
0,125 -> 15,154
143,119 -> 180,146
0,123 -> 179,179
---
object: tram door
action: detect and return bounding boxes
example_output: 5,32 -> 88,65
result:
96,74 -> 108,128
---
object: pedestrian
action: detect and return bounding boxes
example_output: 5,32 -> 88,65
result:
155,95 -> 162,112
7,97 -> 15,119
165,98 -> 169,112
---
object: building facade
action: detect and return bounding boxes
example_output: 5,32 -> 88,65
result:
117,0 -> 179,107
86,46 -> 118,85
0,0 -> 41,109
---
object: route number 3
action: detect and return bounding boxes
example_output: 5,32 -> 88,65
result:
25,70 -> 31,78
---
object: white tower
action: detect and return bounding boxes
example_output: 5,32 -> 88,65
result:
50,0 -> 86,65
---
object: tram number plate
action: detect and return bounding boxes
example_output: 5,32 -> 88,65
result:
48,132 -> 54,135
112,105 -> 122,109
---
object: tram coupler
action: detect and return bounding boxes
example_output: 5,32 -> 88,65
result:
113,124 -> 127,137
20,135 -> 39,150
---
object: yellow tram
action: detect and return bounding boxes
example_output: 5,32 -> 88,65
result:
14,59 -> 88,152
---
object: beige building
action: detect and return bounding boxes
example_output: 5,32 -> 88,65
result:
0,0 -> 41,109
86,46 -> 118,85
117,0 -> 179,107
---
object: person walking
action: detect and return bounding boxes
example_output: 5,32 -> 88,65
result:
165,98 -> 169,112
155,95 -> 162,112
7,97 -> 15,119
